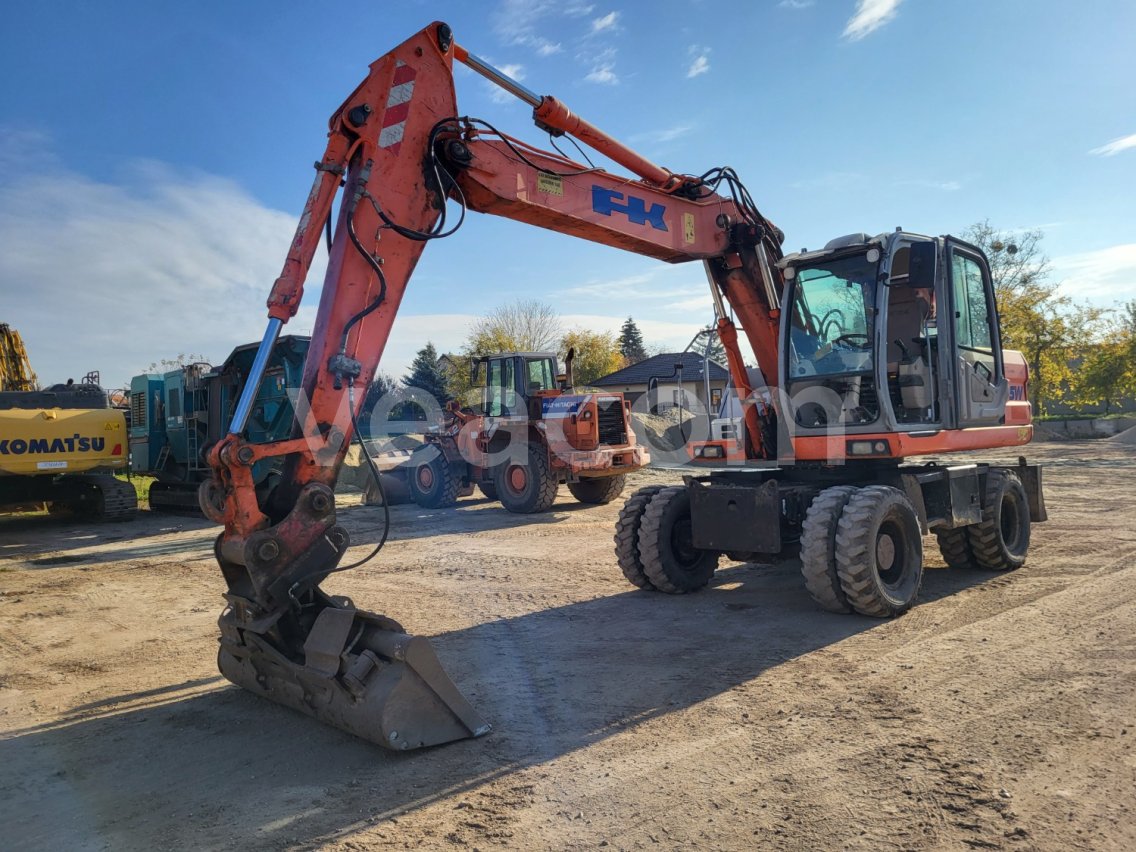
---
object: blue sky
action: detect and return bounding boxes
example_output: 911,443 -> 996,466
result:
2,0 -> 1134,387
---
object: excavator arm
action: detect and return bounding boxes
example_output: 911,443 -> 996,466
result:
202,21 -> 782,749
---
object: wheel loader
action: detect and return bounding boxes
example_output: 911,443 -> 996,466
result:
378,349 -> 645,513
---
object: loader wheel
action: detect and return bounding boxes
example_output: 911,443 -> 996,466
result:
409,453 -> 459,508
800,485 -> 858,613
477,482 -> 498,501
567,474 -> 626,505
835,486 -> 923,617
494,444 -> 558,514
966,469 -> 1030,571
638,485 -> 719,594
614,485 -> 666,590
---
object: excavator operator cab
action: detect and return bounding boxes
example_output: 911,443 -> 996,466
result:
471,352 -> 559,418
779,231 -> 1010,439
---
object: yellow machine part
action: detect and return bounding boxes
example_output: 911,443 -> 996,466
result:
0,407 -> 127,476
0,323 -> 38,392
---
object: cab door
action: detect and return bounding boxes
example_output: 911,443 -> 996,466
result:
484,357 -> 518,418
946,240 -> 1008,426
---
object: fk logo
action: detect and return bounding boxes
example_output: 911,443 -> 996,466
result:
591,187 -> 668,231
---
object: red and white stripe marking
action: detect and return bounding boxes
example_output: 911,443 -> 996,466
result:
378,61 -> 417,154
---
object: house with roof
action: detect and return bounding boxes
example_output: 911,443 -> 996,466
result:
590,352 -> 730,413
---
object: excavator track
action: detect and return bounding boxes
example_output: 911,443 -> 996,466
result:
70,474 -> 138,521
148,481 -> 207,515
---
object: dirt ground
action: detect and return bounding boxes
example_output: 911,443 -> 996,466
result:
2,440 -> 1134,851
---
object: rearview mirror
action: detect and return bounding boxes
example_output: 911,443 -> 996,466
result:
907,242 -> 936,289
469,357 -> 481,386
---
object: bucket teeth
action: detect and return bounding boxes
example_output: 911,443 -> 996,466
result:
217,600 -> 489,749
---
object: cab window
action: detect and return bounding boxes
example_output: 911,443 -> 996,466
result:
525,358 -> 556,393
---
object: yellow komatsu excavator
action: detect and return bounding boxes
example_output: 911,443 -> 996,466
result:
0,323 -> 137,519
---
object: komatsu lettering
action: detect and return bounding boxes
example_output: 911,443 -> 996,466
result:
0,434 -> 105,454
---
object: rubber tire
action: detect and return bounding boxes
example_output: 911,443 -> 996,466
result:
567,474 -> 626,505
967,469 -> 1031,571
638,485 -> 719,594
408,453 -> 459,509
835,485 -> 924,617
494,445 -> 559,514
614,485 -> 666,590
934,526 -> 978,570
477,482 -> 498,501
800,485 -> 858,613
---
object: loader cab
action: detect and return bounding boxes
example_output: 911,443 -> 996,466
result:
779,231 -> 1009,442
471,352 -> 559,417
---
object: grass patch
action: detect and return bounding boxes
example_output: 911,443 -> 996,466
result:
116,473 -> 156,507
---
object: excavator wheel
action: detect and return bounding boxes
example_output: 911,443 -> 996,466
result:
614,484 -> 666,590
934,527 -> 978,570
834,486 -> 923,617
477,482 -> 498,501
638,485 -> 719,594
408,453 -> 459,508
567,474 -> 626,505
800,485 -> 858,613
494,444 -> 558,514
966,468 -> 1031,571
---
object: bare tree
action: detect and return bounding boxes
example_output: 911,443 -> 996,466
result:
466,299 -> 563,354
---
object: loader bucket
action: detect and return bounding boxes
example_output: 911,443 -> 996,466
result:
217,600 -> 489,749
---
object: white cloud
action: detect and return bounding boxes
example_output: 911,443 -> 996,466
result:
1052,244 -> 1136,302
687,54 -> 710,78
897,178 -> 962,192
493,0 -> 593,56
0,149 -> 334,389
629,125 -> 694,145
591,11 -> 619,33
779,0 -> 815,8
1089,133 -> 1136,157
586,48 -> 622,85
486,62 -> 526,103
843,0 -> 904,41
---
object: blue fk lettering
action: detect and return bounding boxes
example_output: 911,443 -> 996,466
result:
591,187 -> 668,231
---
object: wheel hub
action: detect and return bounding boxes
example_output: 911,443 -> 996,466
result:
508,465 -> 528,491
876,533 -> 897,572
418,466 -> 434,489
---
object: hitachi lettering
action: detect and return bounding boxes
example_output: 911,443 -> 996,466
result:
591,187 -> 667,231
0,435 -> 105,454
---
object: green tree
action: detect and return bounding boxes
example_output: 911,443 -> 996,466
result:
1080,303 -> 1136,414
963,221 -> 1103,414
358,371 -> 398,437
618,316 -> 647,364
687,326 -> 725,365
561,328 -> 623,387
402,342 -> 450,407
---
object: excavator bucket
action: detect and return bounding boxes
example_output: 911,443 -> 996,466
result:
217,596 -> 489,749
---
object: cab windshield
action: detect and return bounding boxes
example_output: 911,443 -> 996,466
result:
788,253 -> 876,378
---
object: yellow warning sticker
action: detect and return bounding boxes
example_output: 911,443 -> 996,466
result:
537,172 -> 563,196
683,213 -> 696,244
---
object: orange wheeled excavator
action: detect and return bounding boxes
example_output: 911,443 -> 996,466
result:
201,21 -> 1045,750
